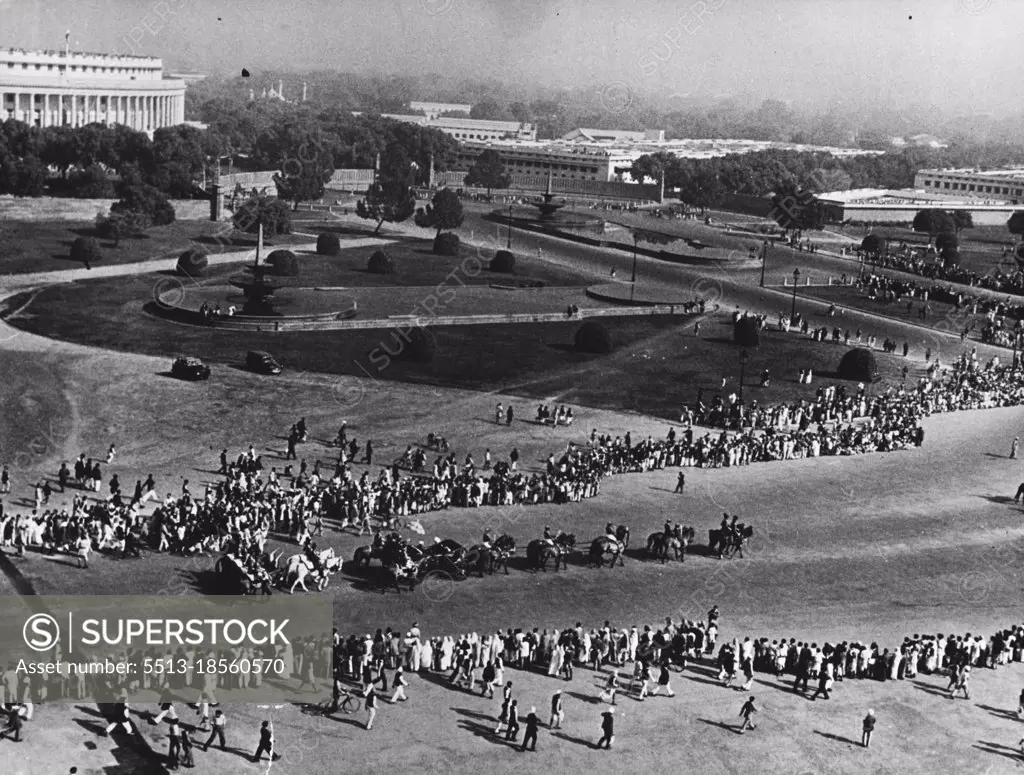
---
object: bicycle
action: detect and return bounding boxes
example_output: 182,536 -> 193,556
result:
302,689 -> 361,716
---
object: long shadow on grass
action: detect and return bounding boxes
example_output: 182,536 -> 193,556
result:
456,718 -> 518,747
976,703 -> 1020,722
974,741 -> 1022,763
813,729 -> 859,746
697,718 -> 743,735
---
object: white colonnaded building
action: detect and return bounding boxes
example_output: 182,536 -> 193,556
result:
0,46 -> 186,135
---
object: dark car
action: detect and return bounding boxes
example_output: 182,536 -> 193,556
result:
246,350 -> 282,375
171,356 -> 210,381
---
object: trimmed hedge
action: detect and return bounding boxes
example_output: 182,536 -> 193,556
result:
176,247 -> 209,277
266,249 -> 299,277
367,250 -> 395,275
838,347 -> 880,382
733,316 -> 760,347
317,233 -> 341,255
71,236 -> 103,267
490,250 -> 516,274
575,321 -> 612,354
433,231 -> 461,256
399,326 -> 436,363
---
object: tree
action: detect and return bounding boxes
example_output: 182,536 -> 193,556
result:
1009,211 -> 1024,241
912,209 -> 955,242
105,210 -> 153,247
111,182 -> 176,226
838,348 -> 879,382
69,164 -> 116,198
356,144 -> 417,235
414,187 -> 464,238
935,232 -> 959,266
232,194 -> 292,235
463,150 -> 510,197
860,234 -> 885,261
274,159 -> 334,210
770,184 -> 825,232
952,210 -> 974,235
70,236 -> 103,267
12,156 -> 46,196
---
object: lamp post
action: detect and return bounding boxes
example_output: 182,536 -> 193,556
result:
790,267 -> 800,324
507,204 -> 513,250
738,348 -> 749,402
630,233 -> 639,302
759,241 -> 768,287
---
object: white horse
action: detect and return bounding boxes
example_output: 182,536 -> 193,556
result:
286,558 -> 328,594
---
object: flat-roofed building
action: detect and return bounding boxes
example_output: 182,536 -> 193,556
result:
915,168 -> 1024,204
409,100 -> 471,118
0,46 -> 186,134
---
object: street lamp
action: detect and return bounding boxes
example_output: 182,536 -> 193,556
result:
790,267 -> 801,323
507,204 -> 513,250
759,241 -> 769,287
630,233 -> 639,302
738,349 -> 749,402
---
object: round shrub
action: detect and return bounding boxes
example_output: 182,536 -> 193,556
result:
433,231 -> 461,256
574,321 -> 612,354
733,316 -> 760,347
838,347 -> 880,383
398,326 -> 436,363
367,249 -> 395,275
860,234 -> 885,256
176,247 -> 209,277
317,232 -> 341,255
490,250 -> 516,274
266,249 -> 299,277
70,236 -> 103,267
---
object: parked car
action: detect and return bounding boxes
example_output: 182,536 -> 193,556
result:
171,356 -> 210,381
246,350 -> 282,375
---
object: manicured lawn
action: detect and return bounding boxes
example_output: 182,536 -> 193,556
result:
3,270 -> 914,420
0,218 -> 314,275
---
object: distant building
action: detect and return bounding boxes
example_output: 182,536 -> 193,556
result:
355,112 -> 537,142
891,134 -> 948,149
915,168 -> 1024,203
455,140 -> 637,182
409,100 -> 471,118
561,128 -> 665,143
817,186 -> 1020,225
0,45 -> 185,134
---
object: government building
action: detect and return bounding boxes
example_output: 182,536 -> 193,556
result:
0,47 -> 186,135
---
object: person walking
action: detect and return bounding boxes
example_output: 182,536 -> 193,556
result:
390,666 -> 408,703
597,707 -> 615,749
203,710 -> 226,751
103,696 -> 135,736
495,403 -> 504,424
599,669 -> 618,705
674,471 -> 685,493
650,662 -> 676,697
1012,437 -> 1020,460
364,683 -> 378,730
549,689 -> 564,729
495,691 -> 512,735
520,706 -> 539,752
252,720 -> 280,762
862,709 -> 875,748
505,699 -> 521,742
950,665 -> 971,700
506,405 -> 514,426
166,718 -> 182,770
738,696 -> 758,732
179,729 -> 195,769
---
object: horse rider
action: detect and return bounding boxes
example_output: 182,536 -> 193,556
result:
605,523 -> 618,542
304,540 -> 324,574
664,520 -> 673,539
372,530 -> 384,551
296,417 -> 308,441
543,526 -> 553,542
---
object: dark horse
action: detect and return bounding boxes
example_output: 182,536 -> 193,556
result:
588,536 -> 625,568
353,532 -> 405,568
464,535 -> 516,577
708,524 -> 754,559
646,526 -> 697,564
526,533 -> 575,571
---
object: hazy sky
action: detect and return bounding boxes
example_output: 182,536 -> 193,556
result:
2,0 -> 1021,113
